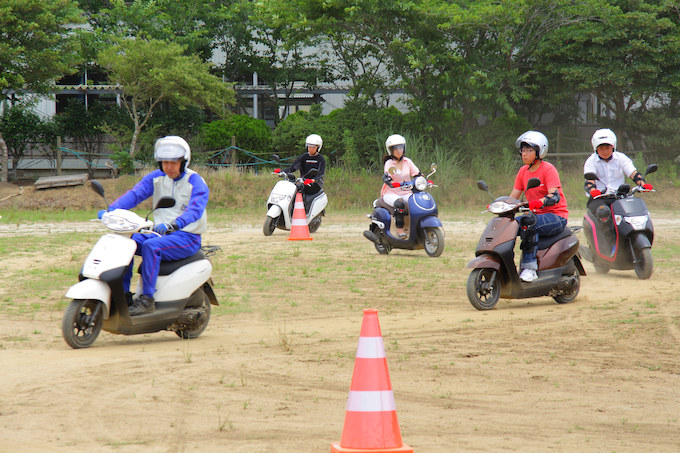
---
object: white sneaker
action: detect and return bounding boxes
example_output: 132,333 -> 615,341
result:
519,268 -> 538,282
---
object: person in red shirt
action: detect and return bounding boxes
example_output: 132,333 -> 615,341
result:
509,131 -> 569,282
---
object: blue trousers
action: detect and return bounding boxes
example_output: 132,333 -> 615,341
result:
518,213 -> 567,270
124,231 -> 201,297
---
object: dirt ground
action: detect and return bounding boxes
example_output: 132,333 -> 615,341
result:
1,210 -> 680,452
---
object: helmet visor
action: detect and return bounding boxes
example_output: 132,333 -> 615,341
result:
390,144 -> 405,153
155,144 -> 186,161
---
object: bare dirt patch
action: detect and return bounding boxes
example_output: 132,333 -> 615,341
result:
1,213 -> 679,452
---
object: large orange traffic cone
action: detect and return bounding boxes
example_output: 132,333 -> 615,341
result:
288,192 -> 312,241
331,309 -> 413,453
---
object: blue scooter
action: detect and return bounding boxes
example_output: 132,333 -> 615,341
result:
363,164 -> 444,257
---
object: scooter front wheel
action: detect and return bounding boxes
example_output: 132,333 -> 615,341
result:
467,268 -> 500,310
263,215 -> 277,236
634,247 -> 653,279
423,227 -> 445,257
62,299 -> 103,349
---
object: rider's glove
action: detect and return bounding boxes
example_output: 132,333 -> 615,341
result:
274,168 -> 281,173
97,209 -> 107,219
528,199 -> 543,211
643,183 -> 653,190
304,178 -> 314,185
382,173 -> 392,184
391,182 -> 401,188
589,189 -> 601,198
154,223 -> 176,235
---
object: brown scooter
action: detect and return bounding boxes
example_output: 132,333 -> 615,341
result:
466,178 -> 586,310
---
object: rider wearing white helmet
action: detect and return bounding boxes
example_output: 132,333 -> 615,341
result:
583,128 -> 651,214
510,131 -> 569,282
101,135 -> 209,316
275,133 -> 326,195
379,134 -> 422,238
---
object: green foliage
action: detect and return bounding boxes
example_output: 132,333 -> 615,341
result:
273,102 -> 405,170
0,103 -> 49,178
97,37 -> 235,155
111,150 -> 135,175
0,0 -> 84,92
200,115 -> 273,154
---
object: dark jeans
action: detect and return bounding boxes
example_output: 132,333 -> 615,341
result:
518,213 -> 568,270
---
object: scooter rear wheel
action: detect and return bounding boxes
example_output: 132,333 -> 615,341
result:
553,272 -> 580,304
175,288 -> 211,339
308,216 -> 322,233
62,299 -> 103,349
467,268 -> 500,310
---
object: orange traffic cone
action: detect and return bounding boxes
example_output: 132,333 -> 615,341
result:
288,192 -> 312,241
331,309 -> 413,453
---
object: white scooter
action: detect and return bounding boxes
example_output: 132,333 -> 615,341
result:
263,167 -> 328,236
61,180 -> 220,349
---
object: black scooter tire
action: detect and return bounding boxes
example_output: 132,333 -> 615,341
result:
634,247 -> 653,280
175,289 -> 211,340
423,227 -> 445,257
263,215 -> 277,236
467,268 -> 500,310
62,299 -> 103,349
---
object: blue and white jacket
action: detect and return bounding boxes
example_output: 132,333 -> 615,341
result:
110,168 -> 209,234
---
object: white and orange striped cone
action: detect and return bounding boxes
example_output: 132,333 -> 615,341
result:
331,309 -> 413,453
288,192 -> 312,241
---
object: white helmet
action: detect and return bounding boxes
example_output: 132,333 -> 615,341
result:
385,134 -> 406,156
305,134 -> 323,151
154,136 -> 191,166
515,131 -> 549,159
591,128 -> 616,152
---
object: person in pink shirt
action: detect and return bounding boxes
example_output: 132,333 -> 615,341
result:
379,134 -> 421,238
510,131 -> 569,282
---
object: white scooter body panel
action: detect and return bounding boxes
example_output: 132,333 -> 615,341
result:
142,259 -> 213,302
65,279 -> 112,319
82,233 -> 137,279
307,192 -> 328,222
266,179 -> 297,229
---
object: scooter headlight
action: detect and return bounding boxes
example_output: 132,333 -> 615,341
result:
624,214 -> 648,230
488,200 -> 514,214
414,176 -> 428,191
102,213 -> 140,232
270,193 -> 291,204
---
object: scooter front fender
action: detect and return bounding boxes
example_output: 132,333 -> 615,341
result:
631,232 -> 652,250
466,254 -> 501,270
418,216 -> 443,229
267,204 -> 283,218
65,279 -> 111,319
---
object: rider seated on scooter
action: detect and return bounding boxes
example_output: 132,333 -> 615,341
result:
510,131 -> 569,283
583,128 -> 652,229
98,136 -> 209,316
274,133 -> 326,200
379,134 -> 421,239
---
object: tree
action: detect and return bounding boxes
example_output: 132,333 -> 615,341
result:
0,0 -> 84,181
55,99 -> 112,178
0,103 -> 46,180
97,37 -> 235,156
537,0 -> 680,149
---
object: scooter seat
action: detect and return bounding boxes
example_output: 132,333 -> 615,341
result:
137,251 -> 206,276
536,228 -> 572,250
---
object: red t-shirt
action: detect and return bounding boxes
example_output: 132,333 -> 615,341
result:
513,161 -> 568,219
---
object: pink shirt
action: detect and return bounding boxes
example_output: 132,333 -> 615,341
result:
381,157 -> 421,197
513,161 -> 568,219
